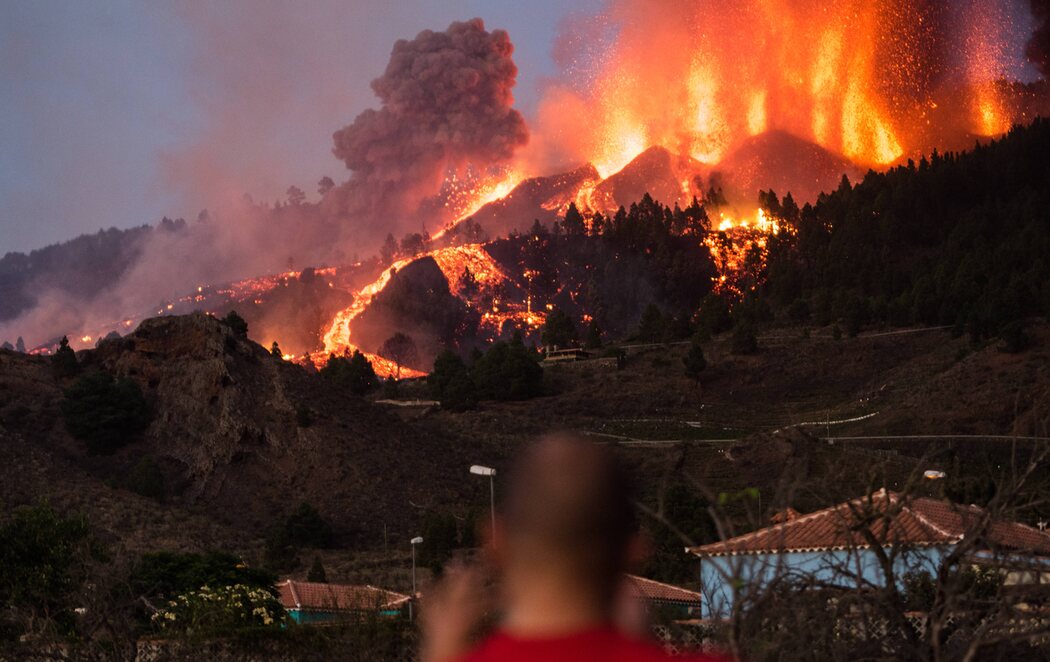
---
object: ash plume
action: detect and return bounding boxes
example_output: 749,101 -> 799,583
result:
1030,0 -> 1050,77
323,18 -> 528,239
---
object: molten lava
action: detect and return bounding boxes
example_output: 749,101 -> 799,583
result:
535,0 -> 1023,178
320,244 -> 538,378
706,208 -> 785,296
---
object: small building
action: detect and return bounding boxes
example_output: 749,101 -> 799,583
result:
277,580 -> 411,624
625,574 -> 703,620
542,347 -> 592,363
688,490 -> 1050,619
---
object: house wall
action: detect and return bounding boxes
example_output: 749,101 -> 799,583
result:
287,608 -> 405,625
698,546 -> 950,619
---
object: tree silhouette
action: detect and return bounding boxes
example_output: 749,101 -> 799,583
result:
380,332 -> 419,380
52,336 -> 79,378
316,176 -> 335,197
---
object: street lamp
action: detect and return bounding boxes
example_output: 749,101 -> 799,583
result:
470,465 -> 497,538
410,536 -> 423,620
923,470 -> 947,480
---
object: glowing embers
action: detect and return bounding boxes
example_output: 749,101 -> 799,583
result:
437,169 -> 523,230
705,208 -> 784,296
320,244 -> 527,378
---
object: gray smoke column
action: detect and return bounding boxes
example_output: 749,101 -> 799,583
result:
324,18 -> 528,238
1030,0 -> 1050,78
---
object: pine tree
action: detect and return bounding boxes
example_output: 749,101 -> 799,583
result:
584,321 -> 603,349
380,233 -> 399,264
683,341 -> 707,384
563,202 -> 586,236
52,336 -> 79,378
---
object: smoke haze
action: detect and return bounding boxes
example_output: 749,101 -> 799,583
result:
323,18 -> 529,239
1030,0 -> 1050,76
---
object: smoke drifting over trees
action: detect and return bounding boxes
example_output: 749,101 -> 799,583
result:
1031,0 -> 1050,77
323,18 -> 529,238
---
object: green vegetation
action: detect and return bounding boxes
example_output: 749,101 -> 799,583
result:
0,504 -> 94,639
428,350 -> 478,411
60,371 -> 151,455
429,334 -> 544,410
759,119 -> 1050,341
320,350 -> 379,395
540,307 -> 577,347
731,322 -> 759,355
642,483 -> 717,584
682,340 -> 707,383
124,456 -> 165,500
262,503 -> 334,572
283,502 -> 334,549
150,583 -> 285,633
132,551 -> 276,600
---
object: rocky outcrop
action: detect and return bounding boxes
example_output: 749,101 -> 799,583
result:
1,313 -> 470,546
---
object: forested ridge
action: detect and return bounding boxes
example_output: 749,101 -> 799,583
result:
759,118 -> 1050,340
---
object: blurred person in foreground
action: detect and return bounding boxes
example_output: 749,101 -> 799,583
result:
422,433 -> 731,662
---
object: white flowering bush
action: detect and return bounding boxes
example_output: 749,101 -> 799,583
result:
150,583 -> 286,634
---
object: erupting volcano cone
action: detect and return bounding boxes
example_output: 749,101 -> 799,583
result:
715,130 -> 864,203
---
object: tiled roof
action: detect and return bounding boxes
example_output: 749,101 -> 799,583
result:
626,574 -> 702,604
689,490 -> 1050,557
278,580 -> 411,612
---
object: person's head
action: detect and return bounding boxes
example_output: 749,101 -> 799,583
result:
497,433 -> 639,605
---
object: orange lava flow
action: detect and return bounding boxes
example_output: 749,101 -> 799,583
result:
705,208 -> 784,296
321,244 -> 527,378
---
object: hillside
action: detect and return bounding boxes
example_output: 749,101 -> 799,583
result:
0,313 -> 480,552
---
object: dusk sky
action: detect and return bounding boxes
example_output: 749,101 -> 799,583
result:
2,1 -> 1040,257
0,1 -> 603,255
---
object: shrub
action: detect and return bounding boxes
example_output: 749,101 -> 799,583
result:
61,371 -> 151,455
132,551 -> 276,600
0,503 -> 93,635
430,349 -> 480,410
150,583 -> 285,633
125,456 -> 165,500
682,342 -> 707,383
320,350 -> 379,395
283,502 -> 333,548
731,323 -> 759,355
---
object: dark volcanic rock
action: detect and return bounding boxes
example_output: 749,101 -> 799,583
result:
590,146 -> 706,211
468,164 -> 601,236
715,130 -> 863,203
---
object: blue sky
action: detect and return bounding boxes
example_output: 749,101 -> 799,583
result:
0,1 -> 603,254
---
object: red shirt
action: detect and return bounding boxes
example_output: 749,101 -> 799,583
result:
459,627 -> 730,662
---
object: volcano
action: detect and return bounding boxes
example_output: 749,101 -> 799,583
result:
588,146 -> 707,211
467,163 -> 601,238
715,131 -> 864,203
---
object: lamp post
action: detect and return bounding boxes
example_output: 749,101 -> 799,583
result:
410,536 -> 423,620
470,465 -> 497,538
